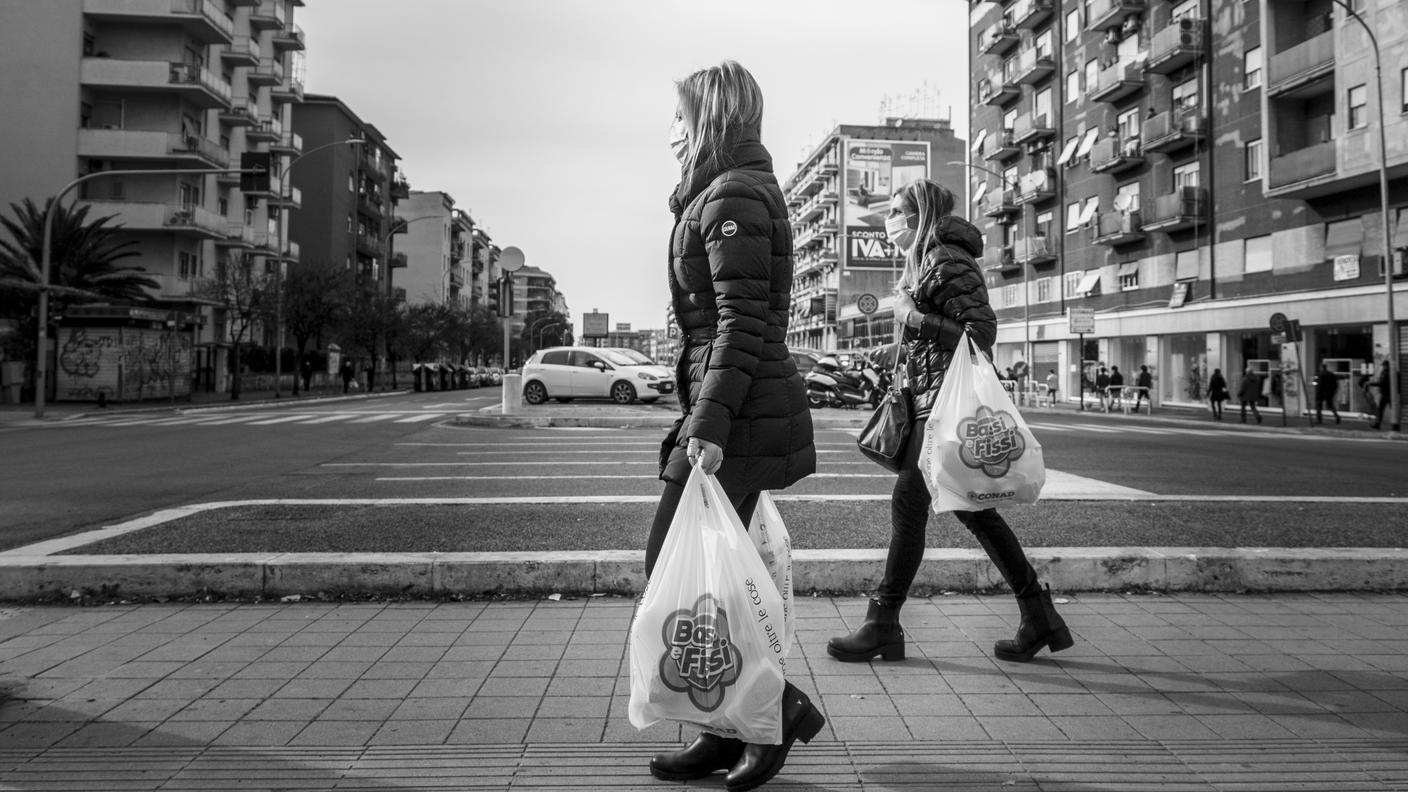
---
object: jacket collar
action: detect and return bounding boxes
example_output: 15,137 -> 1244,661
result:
669,127 -> 772,215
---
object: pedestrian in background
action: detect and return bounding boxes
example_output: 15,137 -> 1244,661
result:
1133,365 -> 1152,411
1238,366 -> 1262,424
646,60 -> 822,792
1315,363 -> 1341,424
1095,366 -> 1111,410
1045,368 -> 1058,406
1372,360 -> 1392,429
827,178 -> 1072,672
339,360 -> 354,394
1108,365 -> 1125,410
1208,368 -> 1228,420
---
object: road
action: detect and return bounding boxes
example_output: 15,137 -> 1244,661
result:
1,391 -> 1404,552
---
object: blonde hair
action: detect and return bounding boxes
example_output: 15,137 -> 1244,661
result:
895,179 -> 957,293
676,61 -> 764,181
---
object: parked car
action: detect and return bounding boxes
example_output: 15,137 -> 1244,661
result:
520,346 -> 677,405
473,366 -> 491,387
488,367 -> 504,386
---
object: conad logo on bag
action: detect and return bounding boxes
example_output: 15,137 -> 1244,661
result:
956,404 -> 1027,477
659,594 -> 742,712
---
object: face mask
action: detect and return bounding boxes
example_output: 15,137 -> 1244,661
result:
885,213 -> 916,252
668,116 -> 689,164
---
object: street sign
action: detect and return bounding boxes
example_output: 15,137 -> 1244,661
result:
499,246 -> 525,272
1068,307 -> 1095,334
582,311 -> 609,339
1269,312 -> 1287,334
856,293 -> 879,315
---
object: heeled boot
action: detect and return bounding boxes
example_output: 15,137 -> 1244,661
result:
994,584 -> 1074,663
649,732 -> 744,781
826,598 -> 904,662
725,681 -> 825,792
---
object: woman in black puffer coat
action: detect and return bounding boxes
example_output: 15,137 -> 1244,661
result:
645,61 -> 820,792
827,179 -> 1072,667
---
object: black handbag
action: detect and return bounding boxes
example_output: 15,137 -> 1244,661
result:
857,353 -> 913,473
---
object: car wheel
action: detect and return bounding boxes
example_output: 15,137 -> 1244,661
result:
523,381 -> 548,405
555,397 -> 574,403
611,381 -> 636,404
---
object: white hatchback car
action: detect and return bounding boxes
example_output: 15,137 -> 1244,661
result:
521,346 -> 676,405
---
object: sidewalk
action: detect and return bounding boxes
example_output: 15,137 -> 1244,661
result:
1,593 -> 1406,790
0,384 -> 415,427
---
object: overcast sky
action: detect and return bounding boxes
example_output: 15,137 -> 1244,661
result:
297,0 -> 969,331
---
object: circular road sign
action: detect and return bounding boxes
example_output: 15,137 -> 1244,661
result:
1269,312 -> 1287,333
499,246 -> 525,272
856,293 -> 879,315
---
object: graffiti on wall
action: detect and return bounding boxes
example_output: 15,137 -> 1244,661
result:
57,326 -> 192,401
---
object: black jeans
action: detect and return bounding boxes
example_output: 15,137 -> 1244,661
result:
880,417 -> 1039,606
645,481 -> 761,579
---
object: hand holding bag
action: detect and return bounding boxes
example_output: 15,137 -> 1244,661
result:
857,351 -> 912,473
919,330 -> 1045,512
628,465 -> 788,745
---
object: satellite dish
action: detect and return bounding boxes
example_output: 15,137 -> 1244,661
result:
499,246 -> 525,272
1030,169 -> 1048,190
1113,193 -> 1132,212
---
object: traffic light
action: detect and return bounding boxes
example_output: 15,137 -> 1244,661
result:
487,278 -> 500,315
240,151 -> 272,192
498,275 -> 515,317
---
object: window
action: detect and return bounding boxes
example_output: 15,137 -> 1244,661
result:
1035,210 -> 1053,238
178,251 -> 196,280
1085,59 -> 1099,92
1245,138 -> 1263,181
218,197 -> 228,216
1034,87 -> 1052,121
1036,277 -> 1052,303
1003,284 -> 1019,307
1067,70 -> 1080,102
1116,107 -> 1140,142
1066,9 -> 1080,41
1066,201 -> 1082,232
1174,162 -> 1201,189
1244,47 -> 1262,90
348,172 -> 355,192
1118,263 -> 1140,290
1173,78 -> 1199,111
1035,29 -> 1053,60
1002,108 -> 1017,131
1402,67 -> 1408,112
1349,84 -> 1368,130
347,214 -> 354,232
1064,271 -> 1084,298
1171,0 -> 1198,21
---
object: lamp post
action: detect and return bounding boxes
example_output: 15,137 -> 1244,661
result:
947,160 -> 1029,373
525,315 -> 557,355
1324,0 -> 1399,431
535,322 -> 562,353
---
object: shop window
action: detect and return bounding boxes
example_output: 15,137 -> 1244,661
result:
1348,85 -> 1368,130
1245,139 -> 1263,181
1244,47 -> 1262,90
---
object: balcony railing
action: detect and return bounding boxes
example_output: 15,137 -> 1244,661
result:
1011,0 -> 1054,30
1089,136 -> 1145,174
1142,109 -> 1207,154
1088,60 -> 1145,104
979,73 -> 1021,107
270,76 -> 304,103
170,134 -> 229,167
77,128 -> 228,167
982,246 -> 1018,272
219,36 -> 260,67
245,118 -> 280,143
448,268 -> 465,289
978,19 -> 1020,56
1013,113 -> 1055,146
1013,235 -> 1057,266
247,58 -> 285,86
1146,18 -> 1204,75
270,131 -> 302,155
1267,140 -> 1338,192
80,59 -> 232,108
282,240 -> 300,262
1267,31 -> 1335,97
1091,210 -> 1145,246
390,252 -> 408,270
1013,46 -> 1055,85
1085,0 -> 1146,33
1016,168 -> 1056,205
272,23 -> 305,51
219,96 -> 258,126
248,0 -> 286,29
983,128 -> 1021,162
391,177 -> 411,200
355,234 -> 382,258
982,189 -> 1019,219
78,200 -> 224,238
215,222 -> 256,248
83,0 -> 234,43
1141,186 -> 1207,232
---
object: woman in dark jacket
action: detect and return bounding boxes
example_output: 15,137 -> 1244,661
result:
1208,368 -> 1228,420
827,179 -> 1072,666
646,61 -> 821,792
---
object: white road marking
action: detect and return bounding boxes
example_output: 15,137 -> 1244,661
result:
393,414 -> 447,423
247,414 -> 319,425
301,414 -> 360,424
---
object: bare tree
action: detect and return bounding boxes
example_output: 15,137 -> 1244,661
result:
281,257 -> 350,395
193,255 -> 271,400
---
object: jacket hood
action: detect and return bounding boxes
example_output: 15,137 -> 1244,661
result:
935,215 -> 984,258
669,127 -> 773,214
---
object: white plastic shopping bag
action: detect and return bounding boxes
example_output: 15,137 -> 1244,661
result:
628,465 -> 787,745
747,491 -> 794,660
919,331 -> 1045,512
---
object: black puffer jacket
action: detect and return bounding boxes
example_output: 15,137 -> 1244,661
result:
659,130 -> 816,491
903,215 -> 998,420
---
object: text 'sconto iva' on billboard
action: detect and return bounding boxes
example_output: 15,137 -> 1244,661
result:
842,140 -> 930,271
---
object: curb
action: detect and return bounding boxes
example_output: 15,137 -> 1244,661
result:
2,547 -> 1405,601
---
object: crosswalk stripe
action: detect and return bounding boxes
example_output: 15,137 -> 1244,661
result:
393,414 -> 446,423
246,414 -> 319,425
301,414 -> 358,424
377,473 -> 899,481
347,414 -> 401,424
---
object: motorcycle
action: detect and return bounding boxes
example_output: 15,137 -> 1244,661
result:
805,356 -> 874,409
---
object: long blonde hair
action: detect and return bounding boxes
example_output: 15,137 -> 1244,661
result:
895,179 -> 957,293
676,61 -> 764,182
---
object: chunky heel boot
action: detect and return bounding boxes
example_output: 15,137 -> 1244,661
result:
649,732 -> 744,781
724,682 -> 824,792
826,599 -> 904,662
994,585 -> 1074,663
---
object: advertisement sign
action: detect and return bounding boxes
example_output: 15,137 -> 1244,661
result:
615,323 -> 631,333
842,139 -> 930,271
583,311 -> 609,339
1068,307 -> 1095,335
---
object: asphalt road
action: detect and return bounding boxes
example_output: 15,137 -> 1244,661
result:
2,391 -> 1404,553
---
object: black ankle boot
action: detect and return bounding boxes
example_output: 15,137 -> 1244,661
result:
826,598 -> 904,662
994,585 -> 1074,663
725,682 -> 825,792
650,732 -> 744,781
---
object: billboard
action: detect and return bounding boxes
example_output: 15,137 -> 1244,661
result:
842,139 -> 930,271
582,311 -> 609,339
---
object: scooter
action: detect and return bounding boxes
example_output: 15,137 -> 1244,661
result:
805,356 -> 872,409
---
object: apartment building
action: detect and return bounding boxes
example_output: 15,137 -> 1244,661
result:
781,118 -> 966,353
0,0 -> 309,399
969,0 -> 1406,419
509,265 -> 567,341
469,226 -> 499,314
392,190 -> 475,309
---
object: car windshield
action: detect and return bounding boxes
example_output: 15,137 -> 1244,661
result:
599,349 -> 650,366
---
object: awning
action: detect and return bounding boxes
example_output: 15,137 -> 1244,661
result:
971,128 -> 988,155
1076,269 -> 1102,295
972,180 -> 990,204
1055,136 -> 1080,166
1075,128 -> 1100,160
1324,217 -> 1363,260
1175,249 -> 1199,280
1116,261 -> 1140,277
1078,197 -> 1100,225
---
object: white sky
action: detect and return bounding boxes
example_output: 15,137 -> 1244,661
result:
297,0 -> 970,330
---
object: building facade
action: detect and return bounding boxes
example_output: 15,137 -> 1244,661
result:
781,118 -> 967,353
392,190 -> 475,308
968,0 -> 1406,419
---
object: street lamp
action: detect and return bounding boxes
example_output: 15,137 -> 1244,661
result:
1324,0 -> 1399,431
535,322 -> 562,353
947,160 -> 1030,373
525,315 -> 557,354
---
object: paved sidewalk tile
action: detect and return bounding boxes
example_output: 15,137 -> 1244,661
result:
0,594 -> 1406,790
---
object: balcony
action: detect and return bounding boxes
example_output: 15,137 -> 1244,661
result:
270,186 -> 301,210
1146,18 -> 1204,75
1016,168 -> 1056,205
77,128 -> 229,168
978,19 -> 1019,56
241,174 -> 282,200
355,234 -> 382,258
80,59 -> 232,108
1013,113 -> 1055,146
356,190 -> 385,219
450,239 -> 466,263
249,229 -> 277,253
982,246 -> 1018,272
1013,46 -> 1055,85
219,36 -> 259,67
1091,210 -> 1145,246
1142,109 -> 1207,154
1085,0 -> 1145,32
214,222 -> 254,248
81,200 -> 227,238
1089,136 -> 1145,174
245,118 -> 279,143
391,176 -> 411,200
1013,235 -> 1057,267
983,128 -> 1021,162
1011,0 -> 1054,30
1088,61 -> 1145,104
218,96 -> 258,126
270,76 -> 304,103
269,130 -> 302,155
448,268 -> 465,289
1140,186 -> 1207,232
272,23 -> 305,51
83,0 -> 234,44
1266,141 -> 1339,197
361,151 -> 389,181
248,0 -> 285,30
247,58 -> 284,86
982,189 -> 1019,220
1267,31 -> 1335,98
281,240 -> 300,263
390,252 -> 408,270
979,74 -> 1020,107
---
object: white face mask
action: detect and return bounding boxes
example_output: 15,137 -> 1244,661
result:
885,213 -> 916,252
669,115 -> 689,164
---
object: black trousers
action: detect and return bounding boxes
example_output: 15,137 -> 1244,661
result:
879,417 -> 1039,606
645,481 -> 761,579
